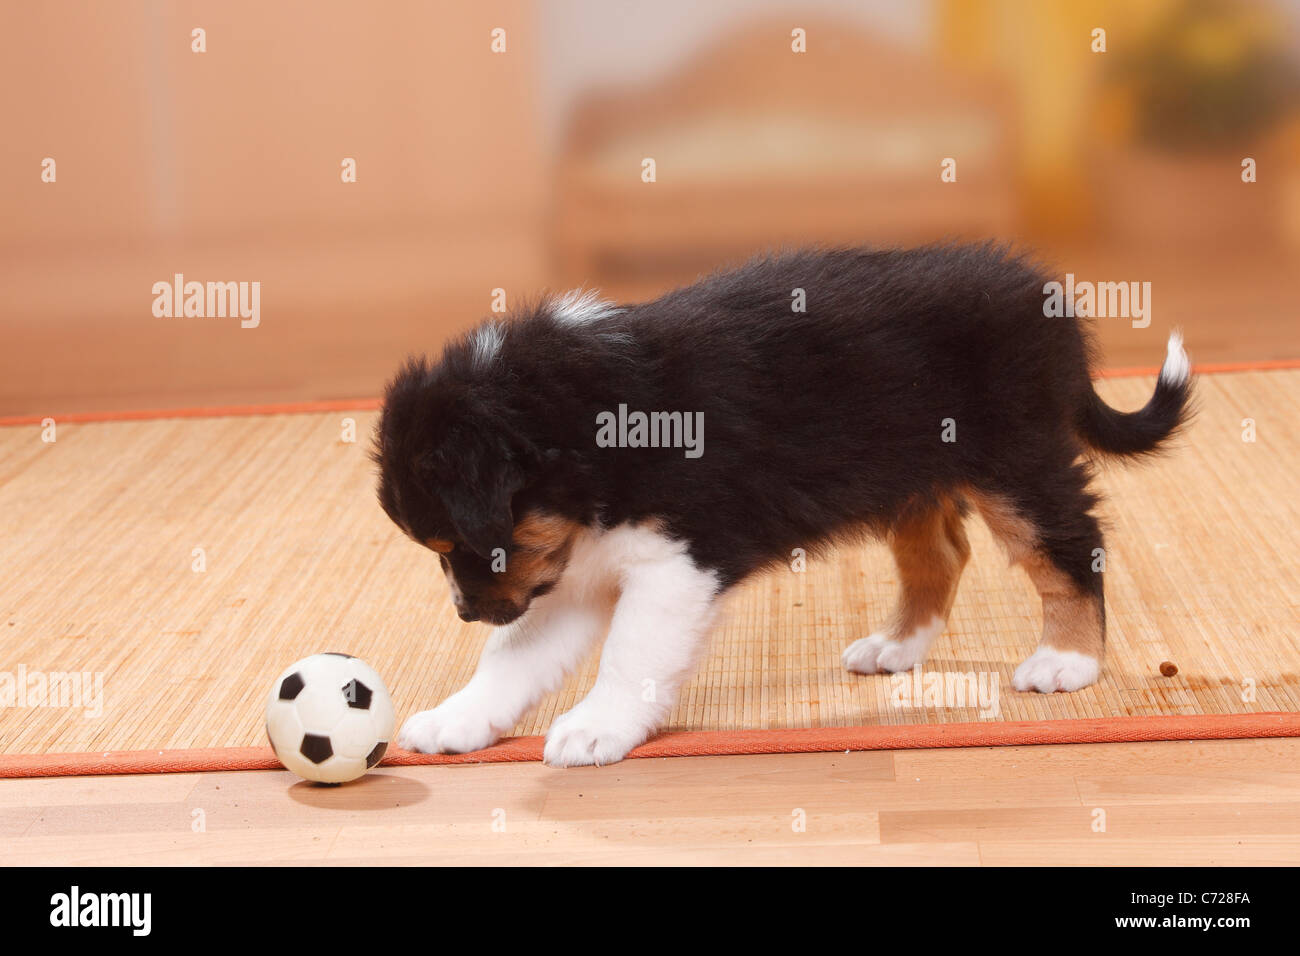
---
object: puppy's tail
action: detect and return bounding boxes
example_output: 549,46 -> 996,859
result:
1076,332 -> 1194,457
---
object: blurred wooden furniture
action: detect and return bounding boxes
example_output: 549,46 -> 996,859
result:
551,21 -> 1017,292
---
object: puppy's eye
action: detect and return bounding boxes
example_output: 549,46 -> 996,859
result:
426,539 -> 454,554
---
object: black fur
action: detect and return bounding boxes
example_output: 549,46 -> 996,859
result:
374,243 -> 1192,619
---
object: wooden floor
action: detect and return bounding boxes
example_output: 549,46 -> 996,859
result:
4,738 -> 1300,865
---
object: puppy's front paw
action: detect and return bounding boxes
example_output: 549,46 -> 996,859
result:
1013,646 -> 1100,693
842,631 -> 925,674
543,702 -> 649,768
398,700 -> 500,755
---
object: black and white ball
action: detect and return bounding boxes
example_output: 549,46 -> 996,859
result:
265,653 -> 395,784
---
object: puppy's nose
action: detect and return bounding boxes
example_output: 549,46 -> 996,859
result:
456,606 -> 479,623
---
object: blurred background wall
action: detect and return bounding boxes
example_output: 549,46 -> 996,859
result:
2,0 -> 1298,416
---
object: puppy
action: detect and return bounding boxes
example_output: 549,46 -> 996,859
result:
374,244 -> 1193,767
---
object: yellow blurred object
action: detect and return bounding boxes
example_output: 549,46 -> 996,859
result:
1179,20 -> 1252,70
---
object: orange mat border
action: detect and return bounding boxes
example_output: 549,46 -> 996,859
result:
3,358 -> 1298,428
1095,357 -> 1300,378
3,713 -> 1297,778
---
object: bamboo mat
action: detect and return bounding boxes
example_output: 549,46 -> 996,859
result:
1,370 -> 1297,758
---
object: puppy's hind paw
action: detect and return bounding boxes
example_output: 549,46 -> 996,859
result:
842,618 -> 942,674
1013,647 -> 1100,693
843,634 -> 898,674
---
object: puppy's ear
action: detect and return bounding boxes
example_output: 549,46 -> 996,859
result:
438,433 -> 534,559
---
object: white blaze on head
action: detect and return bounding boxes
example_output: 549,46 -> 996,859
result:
551,289 -> 622,325
470,322 -> 504,368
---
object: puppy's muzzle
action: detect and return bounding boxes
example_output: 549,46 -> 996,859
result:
454,598 -> 526,626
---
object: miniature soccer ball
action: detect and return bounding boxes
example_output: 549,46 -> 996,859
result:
265,653 -> 395,784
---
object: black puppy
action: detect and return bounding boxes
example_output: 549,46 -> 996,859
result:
374,244 -> 1192,766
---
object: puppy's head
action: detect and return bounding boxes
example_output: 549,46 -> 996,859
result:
373,354 -> 579,626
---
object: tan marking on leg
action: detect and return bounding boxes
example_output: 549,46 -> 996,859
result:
965,490 -> 1035,562
885,498 -> 970,639
966,490 -> 1104,659
1021,553 -> 1104,658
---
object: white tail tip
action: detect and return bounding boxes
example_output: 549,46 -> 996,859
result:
1159,330 -> 1190,386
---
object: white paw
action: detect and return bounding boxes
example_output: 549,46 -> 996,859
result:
1013,646 -> 1100,693
543,701 -> 650,768
842,617 -> 943,674
397,699 -> 500,754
